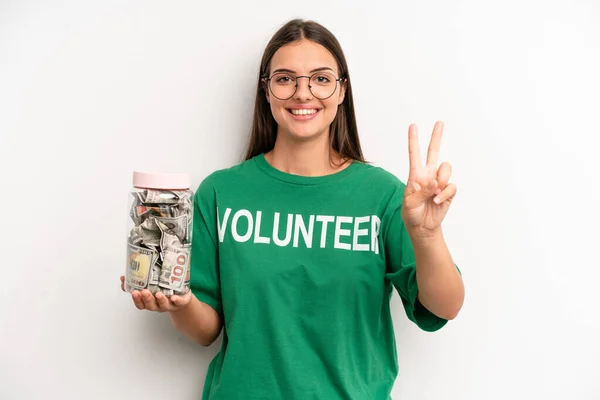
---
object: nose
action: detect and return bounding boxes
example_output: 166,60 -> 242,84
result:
293,76 -> 313,100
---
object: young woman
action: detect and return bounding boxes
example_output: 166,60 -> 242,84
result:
121,18 -> 464,400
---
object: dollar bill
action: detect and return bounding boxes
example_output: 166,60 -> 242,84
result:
180,201 -> 193,245
158,246 -> 190,294
136,204 -> 179,219
156,220 -> 183,250
128,230 -> 143,246
130,223 -> 161,247
139,216 -> 159,230
147,260 -> 161,294
155,215 -> 188,244
129,190 -> 191,228
145,190 -> 190,204
126,243 -> 159,291
129,195 -> 141,225
182,244 -> 191,289
134,190 -> 147,204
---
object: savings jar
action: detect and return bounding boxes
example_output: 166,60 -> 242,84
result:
124,171 -> 193,296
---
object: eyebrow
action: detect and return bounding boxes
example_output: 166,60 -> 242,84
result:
271,67 -> 335,74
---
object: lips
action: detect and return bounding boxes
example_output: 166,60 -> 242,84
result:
287,108 -> 320,115
286,108 -> 321,121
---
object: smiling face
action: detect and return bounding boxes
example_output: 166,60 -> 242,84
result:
264,39 -> 346,141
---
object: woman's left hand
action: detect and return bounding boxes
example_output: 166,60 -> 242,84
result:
401,121 -> 457,237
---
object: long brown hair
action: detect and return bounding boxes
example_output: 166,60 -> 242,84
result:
242,19 -> 366,165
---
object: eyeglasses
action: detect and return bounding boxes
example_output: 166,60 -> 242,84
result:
263,71 -> 345,100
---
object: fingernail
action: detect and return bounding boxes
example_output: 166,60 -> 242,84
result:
434,197 -> 441,204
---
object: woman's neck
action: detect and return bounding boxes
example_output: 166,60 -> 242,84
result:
264,130 -> 351,177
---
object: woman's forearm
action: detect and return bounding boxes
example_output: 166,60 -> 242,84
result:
169,296 -> 223,346
410,228 -> 464,320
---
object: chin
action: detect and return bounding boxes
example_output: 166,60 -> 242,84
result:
286,126 -> 326,141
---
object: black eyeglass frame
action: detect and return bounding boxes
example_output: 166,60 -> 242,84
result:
261,72 -> 346,100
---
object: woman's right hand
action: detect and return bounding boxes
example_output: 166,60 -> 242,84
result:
120,276 -> 193,312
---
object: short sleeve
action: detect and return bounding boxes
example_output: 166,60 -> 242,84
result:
189,177 -> 222,316
382,183 -> 449,332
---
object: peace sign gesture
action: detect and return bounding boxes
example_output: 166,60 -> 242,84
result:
401,121 -> 457,236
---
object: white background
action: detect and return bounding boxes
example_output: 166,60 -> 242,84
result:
1,1 -> 599,399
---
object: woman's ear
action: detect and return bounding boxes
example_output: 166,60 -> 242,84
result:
338,78 -> 347,105
261,78 -> 270,103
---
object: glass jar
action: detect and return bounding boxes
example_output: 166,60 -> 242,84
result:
124,171 -> 193,297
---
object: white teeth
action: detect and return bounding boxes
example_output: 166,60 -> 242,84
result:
290,109 -> 318,115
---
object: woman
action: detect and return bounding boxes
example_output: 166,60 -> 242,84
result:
121,18 -> 464,399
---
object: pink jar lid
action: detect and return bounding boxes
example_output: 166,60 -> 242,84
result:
133,171 -> 190,190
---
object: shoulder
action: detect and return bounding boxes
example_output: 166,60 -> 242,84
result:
354,161 -> 407,192
353,162 -> 409,215
195,157 -> 257,198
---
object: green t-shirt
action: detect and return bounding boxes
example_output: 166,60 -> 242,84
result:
190,153 -> 450,400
